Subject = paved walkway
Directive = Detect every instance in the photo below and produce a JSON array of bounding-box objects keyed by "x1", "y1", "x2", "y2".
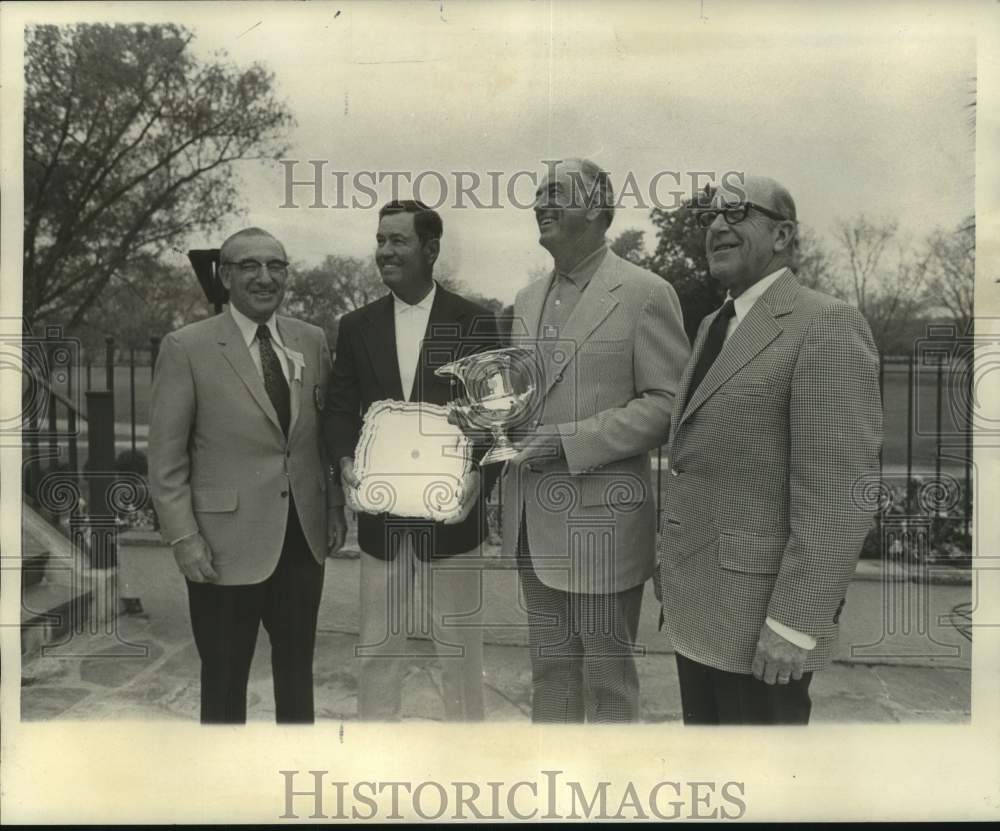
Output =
[{"x1": 20, "y1": 529, "x2": 972, "y2": 724}]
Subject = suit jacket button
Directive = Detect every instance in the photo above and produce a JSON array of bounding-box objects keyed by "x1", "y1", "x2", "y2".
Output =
[
  {"x1": 670, "y1": 467, "x2": 679, "y2": 477},
  {"x1": 555, "y1": 373, "x2": 563, "y2": 383},
  {"x1": 281, "y1": 490, "x2": 289, "y2": 498}
]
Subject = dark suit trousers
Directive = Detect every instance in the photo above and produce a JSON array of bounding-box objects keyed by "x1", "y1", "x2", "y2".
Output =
[
  {"x1": 516, "y1": 511, "x2": 644, "y2": 723},
  {"x1": 186, "y1": 499, "x2": 323, "y2": 724},
  {"x1": 675, "y1": 652, "x2": 813, "y2": 725}
]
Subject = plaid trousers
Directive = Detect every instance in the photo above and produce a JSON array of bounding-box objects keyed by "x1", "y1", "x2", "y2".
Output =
[{"x1": 516, "y1": 511, "x2": 644, "y2": 723}]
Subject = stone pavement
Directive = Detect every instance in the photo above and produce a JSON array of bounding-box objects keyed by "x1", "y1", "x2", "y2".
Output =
[{"x1": 20, "y1": 537, "x2": 972, "y2": 724}]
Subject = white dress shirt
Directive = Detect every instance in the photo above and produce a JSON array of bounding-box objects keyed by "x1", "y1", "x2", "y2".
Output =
[
  {"x1": 393, "y1": 281, "x2": 437, "y2": 402},
  {"x1": 229, "y1": 304, "x2": 291, "y2": 384},
  {"x1": 726, "y1": 268, "x2": 784, "y2": 339},
  {"x1": 724, "y1": 268, "x2": 817, "y2": 652}
]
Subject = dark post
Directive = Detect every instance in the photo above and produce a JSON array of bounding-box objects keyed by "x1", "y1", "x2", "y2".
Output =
[
  {"x1": 129, "y1": 347, "x2": 136, "y2": 453},
  {"x1": 86, "y1": 355, "x2": 92, "y2": 391},
  {"x1": 905, "y1": 355, "x2": 914, "y2": 513},
  {"x1": 85, "y1": 390, "x2": 116, "y2": 568},
  {"x1": 876, "y1": 351, "x2": 885, "y2": 557},
  {"x1": 934, "y1": 357, "x2": 943, "y2": 494},
  {"x1": 964, "y1": 347, "x2": 973, "y2": 541},
  {"x1": 104, "y1": 336, "x2": 115, "y2": 392}
]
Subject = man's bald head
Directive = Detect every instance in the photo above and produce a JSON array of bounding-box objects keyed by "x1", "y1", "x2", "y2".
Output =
[{"x1": 738, "y1": 175, "x2": 797, "y2": 223}]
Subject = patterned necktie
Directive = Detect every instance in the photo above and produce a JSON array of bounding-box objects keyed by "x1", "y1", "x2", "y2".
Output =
[
  {"x1": 256, "y1": 324, "x2": 290, "y2": 436},
  {"x1": 687, "y1": 298, "x2": 737, "y2": 398}
]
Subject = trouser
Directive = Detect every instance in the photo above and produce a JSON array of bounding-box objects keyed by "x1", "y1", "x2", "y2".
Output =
[
  {"x1": 516, "y1": 512, "x2": 644, "y2": 723},
  {"x1": 186, "y1": 502, "x2": 323, "y2": 724},
  {"x1": 356, "y1": 535, "x2": 485, "y2": 722},
  {"x1": 674, "y1": 652, "x2": 813, "y2": 725}
]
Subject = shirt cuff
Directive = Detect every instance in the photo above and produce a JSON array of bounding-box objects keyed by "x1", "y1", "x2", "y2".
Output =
[{"x1": 765, "y1": 617, "x2": 817, "y2": 650}]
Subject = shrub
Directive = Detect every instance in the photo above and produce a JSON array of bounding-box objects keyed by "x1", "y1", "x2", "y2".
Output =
[{"x1": 859, "y1": 475, "x2": 971, "y2": 567}]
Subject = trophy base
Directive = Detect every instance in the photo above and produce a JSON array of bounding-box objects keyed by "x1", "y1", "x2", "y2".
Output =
[{"x1": 481, "y1": 443, "x2": 519, "y2": 465}]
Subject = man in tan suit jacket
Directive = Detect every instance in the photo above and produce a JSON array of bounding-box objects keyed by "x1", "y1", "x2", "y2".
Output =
[
  {"x1": 149, "y1": 227, "x2": 346, "y2": 723},
  {"x1": 502, "y1": 158, "x2": 690, "y2": 722},
  {"x1": 657, "y1": 176, "x2": 883, "y2": 724}
]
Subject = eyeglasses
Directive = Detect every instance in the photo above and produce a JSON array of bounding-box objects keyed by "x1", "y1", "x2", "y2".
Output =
[
  {"x1": 220, "y1": 259, "x2": 289, "y2": 276},
  {"x1": 694, "y1": 202, "x2": 794, "y2": 229}
]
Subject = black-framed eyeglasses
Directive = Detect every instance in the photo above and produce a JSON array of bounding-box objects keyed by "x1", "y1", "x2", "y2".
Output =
[
  {"x1": 220, "y1": 259, "x2": 289, "y2": 276},
  {"x1": 694, "y1": 202, "x2": 794, "y2": 229}
]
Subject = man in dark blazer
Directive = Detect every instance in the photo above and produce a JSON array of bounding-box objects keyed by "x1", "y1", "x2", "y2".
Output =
[
  {"x1": 149, "y1": 227, "x2": 346, "y2": 724},
  {"x1": 656, "y1": 175, "x2": 883, "y2": 724},
  {"x1": 324, "y1": 200, "x2": 501, "y2": 721}
]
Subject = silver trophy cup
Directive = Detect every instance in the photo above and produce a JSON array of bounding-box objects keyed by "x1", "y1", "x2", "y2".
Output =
[{"x1": 435, "y1": 346, "x2": 540, "y2": 465}]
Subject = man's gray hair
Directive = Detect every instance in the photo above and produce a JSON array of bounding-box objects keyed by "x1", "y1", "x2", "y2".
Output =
[
  {"x1": 558, "y1": 157, "x2": 616, "y2": 230},
  {"x1": 219, "y1": 227, "x2": 288, "y2": 262}
]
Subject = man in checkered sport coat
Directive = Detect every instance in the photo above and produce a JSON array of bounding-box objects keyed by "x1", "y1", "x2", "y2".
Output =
[{"x1": 656, "y1": 175, "x2": 883, "y2": 724}]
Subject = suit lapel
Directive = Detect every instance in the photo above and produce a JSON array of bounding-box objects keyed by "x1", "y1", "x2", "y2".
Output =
[
  {"x1": 678, "y1": 269, "x2": 799, "y2": 426},
  {"x1": 217, "y1": 312, "x2": 284, "y2": 435},
  {"x1": 360, "y1": 294, "x2": 404, "y2": 400},
  {"x1": 538, "y1": 250, "x2": 621, "y2": 398},
  {"x1": 670, "y1": 317, "x2": 712, "y2": 442},
  {"x1": 414, "y1": 287, "x2": 465, "y2": 404}
]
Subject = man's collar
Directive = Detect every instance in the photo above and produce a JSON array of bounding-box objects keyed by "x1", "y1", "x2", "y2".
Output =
[
  {"x1": 728, "y1": 268, "x2": 785, "y2": 323},
  {"x1": 393, "y1": 280, "x2": 437, "y2": 314},
  {"x1": 555, "y1": 241, "x2": 608, "y2": 286},
  {"x1": 228, "y1": 303, "x2": 282, "y2": 346}
]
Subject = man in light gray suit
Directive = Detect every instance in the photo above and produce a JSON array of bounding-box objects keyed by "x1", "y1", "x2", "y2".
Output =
[
  {"x1": 502, "y1": 158, "x2": 690, "y2": 722},
  {"x1": 149, "y1": 227, "x2": 346, "y2": 724}
]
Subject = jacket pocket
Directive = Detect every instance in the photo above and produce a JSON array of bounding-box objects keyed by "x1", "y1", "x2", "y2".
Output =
[
  {"x1": 717, "y1": 531, "x2": 786, "y2": 575},
  {"x1": 192, "y1": 488, "x2": 238, "y2": 513}
]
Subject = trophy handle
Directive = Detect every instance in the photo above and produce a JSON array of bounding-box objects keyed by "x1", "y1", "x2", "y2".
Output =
[{"x1": 435, "y1": 359, "x2": 463, "y2": 380}]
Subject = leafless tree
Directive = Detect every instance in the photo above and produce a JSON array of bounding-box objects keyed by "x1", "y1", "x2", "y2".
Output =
[
  {"x1": 923, "y1": 224, "x2": 975, "y2": 335},
  {"x1": 832, "y1": 215, "x2": 929, "y2": 352}
]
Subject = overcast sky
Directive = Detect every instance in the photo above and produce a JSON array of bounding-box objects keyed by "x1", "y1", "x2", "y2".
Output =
[{"x1": 26, "y1": 0, "x2": 980, "y2": 305}]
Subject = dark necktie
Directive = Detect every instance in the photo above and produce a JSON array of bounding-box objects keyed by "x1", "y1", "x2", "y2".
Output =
[
  {"x1": 687, "y1": 298, "x2": 736, "y2": 398},
  {"x1": 256, "y1": 324, "x2": 290, "y2": 436}
]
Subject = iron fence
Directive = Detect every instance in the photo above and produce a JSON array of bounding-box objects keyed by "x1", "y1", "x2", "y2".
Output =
[{"x1": 30, "y1": 335, "x2": 975, "y2": 564}]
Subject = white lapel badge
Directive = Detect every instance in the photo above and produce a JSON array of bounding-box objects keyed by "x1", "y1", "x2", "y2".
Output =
[{"x1": 284, "y1": 348, "x2": 306, "y2": 383}]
